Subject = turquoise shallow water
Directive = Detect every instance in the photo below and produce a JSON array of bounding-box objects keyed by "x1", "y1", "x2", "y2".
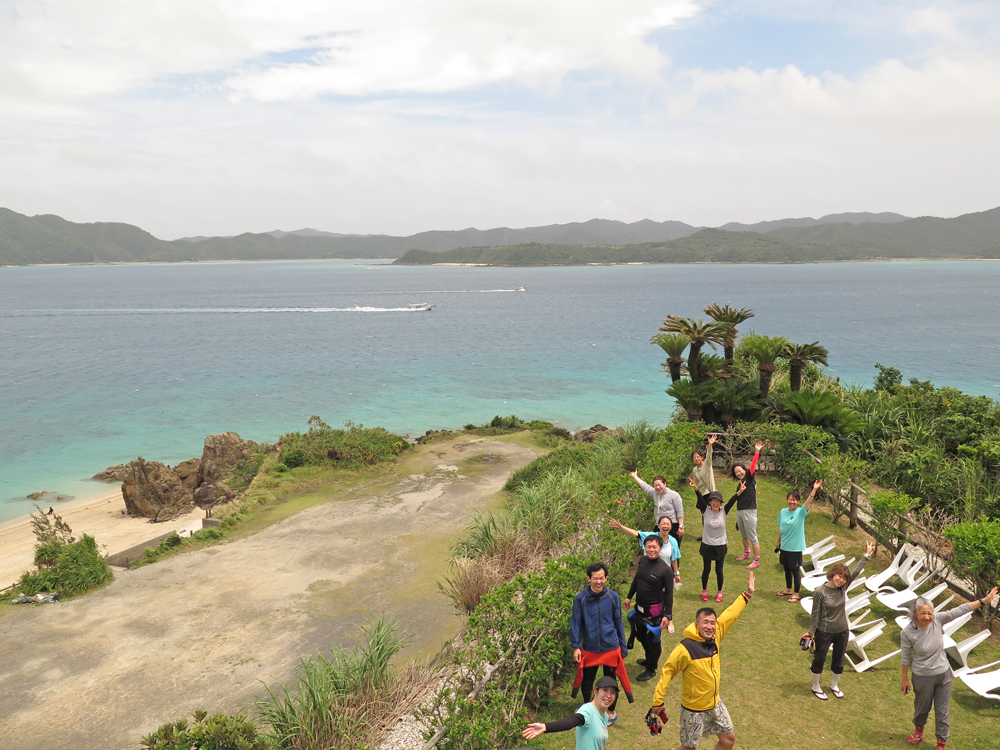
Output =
[{"x1": 2, "y1": 259, "x2": 998, "y2": 523}]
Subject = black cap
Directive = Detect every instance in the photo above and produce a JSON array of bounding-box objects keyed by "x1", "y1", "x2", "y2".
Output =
[
  {"x1": 595, "y1": 676, "x2": 619, "y2": 692},
  {"x1": 707, "y1": 491, "x2": 724, "y2": 503}
]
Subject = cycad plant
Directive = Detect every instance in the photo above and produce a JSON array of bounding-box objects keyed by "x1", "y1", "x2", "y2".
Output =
[
  {"x1": 666, "y1": 379, "x2": 722, "y2": 422},
  {"x1": 712, "y1": 379, "x2": 762, "y2": 426},
  {"x1": 659, "y1": 316, "x2": 729, "y2": 384},
  {"x1": 650, "y1": 333, "x2": 689, "y2": 383},
  {"x1": 741, "y1": 334, "x2": 790, "y2": 398},
  {"x1": 783, "y1": 341, "x2": 829, "y2": 391},
  {"x1": 704, "y1": 303, "x2": 755, "y2": 364}
]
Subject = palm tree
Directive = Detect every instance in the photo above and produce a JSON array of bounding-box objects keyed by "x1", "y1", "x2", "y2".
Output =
[
  {"x1": 704, "y1": 304, "x2": 755, "y2": 364},
  {"x1": 665, "y1": 379, "x2": 721, "y2": 422},
  {"x1": 741, "y1": 334, "x2": 789, "y2": 398},
  {"x1": 783, "y1": 341, "x2": 830, "y2": 392},
  {"x1": 696, "y1": 353, "x2": 733, "y2": 380},
  {"x1": 660, "y1": 316, "x2": 729, "y2": 384},
  {"x1": 650, "y1": 333, "x2": 688, "y2": 383}
]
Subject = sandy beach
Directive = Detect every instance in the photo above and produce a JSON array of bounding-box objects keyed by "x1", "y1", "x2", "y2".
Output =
[{"x1": 0, "y1": 489, "x2": 204, "y2": 589}]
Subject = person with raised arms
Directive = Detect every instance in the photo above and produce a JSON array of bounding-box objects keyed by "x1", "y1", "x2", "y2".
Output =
[
  {"x1": 690, "y1": 434, "x2": 718, "y2": 495},
  {"x1": 901, "y1": 586, "x2": 998, "y2": 748},
  {"x1": 775, "y1": 479, "x2": 822, "y2": 603},
  {"x1": 609, "y1": 516, "x2": 681, "y2": 587},
  {"x1": 692, "y1": 483, "x2": 738, "y2": 603},
  {"x1": 649, "y1": 571, "x2": 755, "y2": 750},
  {"x1": 629, "y1": 469, "x2": 685, "y2": 553},
  {"x1": 804, "y1": 539, "x2": 875, "y2": 700},
  {"x1": 729, "y1": 441, "x2": 763, "y2": 570},
  {"x1": 523, "y1": 675, "x2": 620, "y2": 750}
]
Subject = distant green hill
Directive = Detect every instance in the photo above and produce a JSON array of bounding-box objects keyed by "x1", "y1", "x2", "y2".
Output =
[{"x1": 3, "y1": 205, "x2": 999, "y2": 267}]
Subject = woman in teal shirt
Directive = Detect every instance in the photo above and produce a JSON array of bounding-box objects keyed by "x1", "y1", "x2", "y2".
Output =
[
  {"x1": 775, "y1": 479, "x2": 822, "y2": 603},
  {"x1": 523, "y1": 675, "x2": 618, "y2": 750}
]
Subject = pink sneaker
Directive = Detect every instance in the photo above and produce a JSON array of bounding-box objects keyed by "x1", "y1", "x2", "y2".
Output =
[
  {"x1": 735, "y1": 551, "x2": 751, "y2": 561},
  {"x1": 747, "y1": 557, "x2": 760, "y2": 569},
  {"x1": 701, "y1": 590, "x2": 710, "y2": 602},
  {"x1": 715, "y1": 591, "x2": 724, "y2": 603}
]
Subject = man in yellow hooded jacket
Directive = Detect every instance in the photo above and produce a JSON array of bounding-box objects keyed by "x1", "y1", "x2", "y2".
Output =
[{"x1": 650, "y1": 571, "x2": 754, "y2": 750}]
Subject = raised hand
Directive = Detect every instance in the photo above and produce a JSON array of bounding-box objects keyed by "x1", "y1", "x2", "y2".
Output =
[
  {"x1": 523, "y1": 723, "x2": 546, "y2": 740},
  {"x1": 754, "y1": 441, "x2": 764, "y2": 451},
  {"x1": 736, "y1": 480, "x2": 746, "y2": 495},
  {"x1": 688, "y1": 477, "x2": 697, "y2": 488},
  {"x1": 747, "y1": 570, "x2": 756, "y2": 595},
  {"x1": 865, "y1": 539, "x2": 876, "y2": 556},
  {"x1": 630, "y1": 470, "x2": 640, "y2": 480},
  {"x1": 813, "y1": 479, "x2": 823, "y2": 490},
  {"x1": 609, "y1": 519, "x2": 623, "y2": 530},
  {"x1": 708, "y1": 434, "x2": 718, "y2": 445}
]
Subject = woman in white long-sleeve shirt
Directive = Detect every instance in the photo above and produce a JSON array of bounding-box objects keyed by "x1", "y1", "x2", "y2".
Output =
[{"x1": 900, "y1": 586, "x2": 998, "y2": 749}]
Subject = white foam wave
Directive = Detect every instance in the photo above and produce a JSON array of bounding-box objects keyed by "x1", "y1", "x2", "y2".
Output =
[{"x1": 10, "y1": 306, "x2": 436, "y2": 315}]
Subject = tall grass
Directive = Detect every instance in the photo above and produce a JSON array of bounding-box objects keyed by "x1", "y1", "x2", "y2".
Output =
[{"x1": 255, "y1": 617, "x2": 434, "y2": 750}]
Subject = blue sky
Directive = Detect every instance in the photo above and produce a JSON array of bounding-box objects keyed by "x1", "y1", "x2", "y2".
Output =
[{"x1": 1, "y1": 0, "x2": 998, "y2": 237}]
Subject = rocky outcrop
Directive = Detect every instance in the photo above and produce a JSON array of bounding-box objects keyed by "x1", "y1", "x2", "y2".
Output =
[
  {"x1": 117, "y1": 433, "x2": 263, "y2": 519},
  {"x1": 574, "y1": 424, "x2": 616, "y2": 443},
  {"x1": 93, "y1": 464, "x2": 128, "y2": 482},
  {"x1": 120, "y1": 458, "x2": 196, "y2": 522}
]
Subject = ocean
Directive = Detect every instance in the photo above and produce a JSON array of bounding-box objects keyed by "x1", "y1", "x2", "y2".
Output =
[{"x1": 2, "y1": 259, "x2": 998, "y2": 523}]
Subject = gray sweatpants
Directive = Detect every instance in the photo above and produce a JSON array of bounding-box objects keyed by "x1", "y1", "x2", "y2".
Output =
[{"x1": 912, "y1": 670, "x2": 952, "y2": 740}]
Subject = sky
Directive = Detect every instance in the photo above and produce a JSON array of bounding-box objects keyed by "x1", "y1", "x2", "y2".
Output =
[{"x1": 2, "y1": 0, "x2": 999, "y2": 239}]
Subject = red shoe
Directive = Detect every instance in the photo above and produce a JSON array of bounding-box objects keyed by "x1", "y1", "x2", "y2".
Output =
[
  {"x1": 735, "y1": 551, "x2": 751, "y2": 561},
  {"x1": 935, "y1": 740, "x2": 946, "y2": 750},
  {"x1": 701, "y1": 590, "x2": 710, "y2": 601},
  {"x1": 715, "y1": 591, "x2": 724, "y2": 603},
  {"x1": 907, "y1": 726, "x2": 924, "y2": 745}
]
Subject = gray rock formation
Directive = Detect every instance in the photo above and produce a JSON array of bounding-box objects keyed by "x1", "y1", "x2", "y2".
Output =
[
  {"x1": 120, "y1": 458, "x2": 195, "y2": 521},
  {"x1": 93, "y1": 464, "x2": 128, "y2": 482}
]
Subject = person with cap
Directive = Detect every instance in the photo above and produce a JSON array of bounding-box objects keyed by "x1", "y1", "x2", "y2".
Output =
[
  {"x1": 523, "y1": 675, "x2": 620, "y2": 750},
  {"x1": 625, "y1": 534, "x2": 675, "y2": 682},
  {"x1": 649, "y1": 571, "x2": 755, "y2": 750},
  {"x1": 691, "y1": 481, "x2": 738, "y2": 603},
  {"x1": 570, "y1": 562, "x2": 633, "y2": 723},
  {"x1": 900, "y1": 585, "x2": 998, "y2": 748}
]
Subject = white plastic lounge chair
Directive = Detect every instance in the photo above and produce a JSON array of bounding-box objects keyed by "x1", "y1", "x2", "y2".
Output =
[
  {"x1": 845, "y1": 623, "x2": 901, "y2": 672},
  {"x1": 941, "y1": 611, "x2": 973, "y2": 638},
  {"x1": 867, "y1": 547, "x2": 921, "y2": 593},
  {"x1": 805, "y1": 541, "x2": 837, "y2": 567},
  {"x1": 947, "y1": 630, "x2": 992, "y2": 671},
  {"x1": 864, "y1": 545, "x2": 908, "y2": 592},
  {"x1": 800, "y1": 558, "x2": 862, "y2": 593},
  {"x1": 955, "y1": 659, "x2": 1000, "y2": 700},
  {"x1": 875, "y1": 575, "x2": 944, "y2": 613},
  {"x1": 810, "y1": 552, "x2": 846, "y2": 574},
  {"x1": 848, "y1": 608, "x2": 885, "y2": 632},
  {"x1": 803, "y1": 534, "x2": 835, "y2": 559}
]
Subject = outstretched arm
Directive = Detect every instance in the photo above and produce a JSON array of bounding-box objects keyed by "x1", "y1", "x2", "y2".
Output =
[
  {"x1": 610, "y1": 518, "x2": 640, "y2": 538},
  {"x1": 748, "y1": 442, "x2": 762, "y2": 475},
  {"x1": 523, "y1": 713, "x2": 586, "y2": 740},
  {"x1": 629, "y1": 469, "x2": 643, "y2": 486},
  {"x1": 804, "y1": 479, "x2": 822, "y2": 511}
]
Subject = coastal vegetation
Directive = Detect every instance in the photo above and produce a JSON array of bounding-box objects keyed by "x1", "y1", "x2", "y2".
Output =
[{"x1": 12, "y1": 508, "x2": 113, "y2": 597}]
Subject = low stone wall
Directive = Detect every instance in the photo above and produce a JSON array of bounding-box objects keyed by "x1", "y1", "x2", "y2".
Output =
[{"x1": 105, "y1": 532, "x2": 178, "y2": 568}]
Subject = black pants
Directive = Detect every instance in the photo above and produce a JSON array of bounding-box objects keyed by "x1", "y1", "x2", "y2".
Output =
[
  {"x1": 700, "y1": 543, "x2": 727, "y2": 590},
  {"x1": 581, "y1": 665, "x2": 620, "y2": 711},
  {"x1": 630, "y1": 615, "x2": 663, "y2": 671},
  {"x1": 780, "y1": 550, "x2": 803, "y2": 593},
  {"x1": 669, "y1": 525, "x2": 682, "y2": 549},
  {"x1": 811, "y1": 629, "x2": 849, "y2": 675}
]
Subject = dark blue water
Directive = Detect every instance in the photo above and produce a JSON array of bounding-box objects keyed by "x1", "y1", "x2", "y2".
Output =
[{"x1": 2, "y1": 259, "x2": 998, "y2": 522}]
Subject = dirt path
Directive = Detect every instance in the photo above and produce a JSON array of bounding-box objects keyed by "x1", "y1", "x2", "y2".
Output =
[{"x1": 0, "y1": 436, "x2": 538, "y2": 750}]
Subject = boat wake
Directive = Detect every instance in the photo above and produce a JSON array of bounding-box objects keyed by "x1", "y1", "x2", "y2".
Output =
[{"x1": 10, "y1": 306, "x2": 438, "y2": 316}]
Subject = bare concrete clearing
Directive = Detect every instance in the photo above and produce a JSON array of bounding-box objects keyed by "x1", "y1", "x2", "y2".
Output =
[{"x1": 0, "y1": 437, "x2": 538, "y2": 750}]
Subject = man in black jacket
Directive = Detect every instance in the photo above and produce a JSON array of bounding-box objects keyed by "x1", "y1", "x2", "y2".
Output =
[{"x1": 626, "y1": 535, "x2": 674, "y2": 682}]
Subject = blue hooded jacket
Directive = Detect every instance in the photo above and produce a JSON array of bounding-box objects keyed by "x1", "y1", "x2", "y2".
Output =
[{"x1": 570, "y1": 585, "x2": 627, "y2": 656}]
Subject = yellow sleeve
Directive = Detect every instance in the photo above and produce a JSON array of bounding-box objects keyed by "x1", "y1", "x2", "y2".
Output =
[
  {"x1": 651, "y1": 643, "x2": 689, "y2": 706},
  {"x1": 715, "y1": 593, "x2": 749, "y2": 644}
]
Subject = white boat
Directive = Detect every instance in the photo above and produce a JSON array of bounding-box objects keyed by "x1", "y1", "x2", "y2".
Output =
[
  {"x1": 408, "y1": 303, "x2": 435, "y2": 311},
  {"x1": 516, "y1": 286, "x2": 526, "y2": 291}
]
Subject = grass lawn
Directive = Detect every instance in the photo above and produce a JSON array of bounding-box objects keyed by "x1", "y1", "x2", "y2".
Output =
[{"x1": 527, "y1": 476, "x2": 1000, "y2": 750}]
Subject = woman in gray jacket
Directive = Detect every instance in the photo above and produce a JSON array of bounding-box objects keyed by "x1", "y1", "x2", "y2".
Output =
[
  {"x1": 804, "y1": 539, "x2": 875, "y2": 700},
  {"x1": 901, "y1": 585, "x2": 998, "y2": 748}
]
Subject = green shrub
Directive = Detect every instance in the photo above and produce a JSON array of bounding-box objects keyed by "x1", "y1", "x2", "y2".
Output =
[
  {"x1": 18, "y1": 534, "x2": 113, "y2": 596},
  {"x1": 279, "y1": 422, "x2": 410, "y2": 469},
  {"x1": 943, "y1": 520, "x2": 1000, "y2": 622},
  {"x1": 192, "y1": 528, "x2": 225, "y2": 541},
  {"x1": 141, "y1": 709, "x2": 267, "y2": 750},
  {"x1": 282, "y1": 449, "x2": 306, "y2": 469},
  {"x1": 869, "y1": 489, "x2": 917, "y2": 554}
]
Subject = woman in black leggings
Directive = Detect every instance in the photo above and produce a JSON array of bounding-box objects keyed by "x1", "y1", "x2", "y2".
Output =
[{"x1": 691, "y1": 480, "x2": 737, "y2": 603}]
